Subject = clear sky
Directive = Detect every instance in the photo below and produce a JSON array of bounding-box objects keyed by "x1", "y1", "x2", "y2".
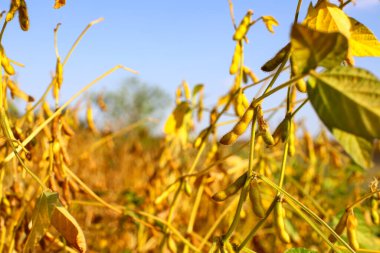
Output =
[{"x1": 1, "y1": 0, "x2": 380, "y2": 133}]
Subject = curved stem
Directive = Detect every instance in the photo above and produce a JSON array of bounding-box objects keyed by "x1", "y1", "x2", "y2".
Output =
[
  {"x1": 54, "y1": 23, "x2": 61, "y2": 59},
  {"x1": 63, "y1": 18, "x2": 104, "y2": 66},
  {"x1": 0, "y1": 21, "x2": 8, "y2": 43},
  {"x1": 346, "y1": 190, "x2": 380, "y2": 210}
]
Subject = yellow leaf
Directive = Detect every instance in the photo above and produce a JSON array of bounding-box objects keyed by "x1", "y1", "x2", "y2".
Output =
[
  {"x1": 51, "y1": 206, "x2": 87, "y2": 253},
  {"x1": 164, "y1": 113, "x2": 176, "y2": 134},
  {"x1": 24, "y1": 192, "x2": 60, "y2": 253},
  {"x1": 303, "y1": 0, "x2": 351, "y2": 38},
  {"x1": 262, "y1": 16, "x2": 279, "y2": 33},
  {"x1": 54, "y1": 0, "x2": 66, "y2": 9},
  {"x1": 349, "y1": 17, "x2": 380, "y2": 57},
  {"x1": 164, "y1": 102, "x2": 191, "y2": 135}
]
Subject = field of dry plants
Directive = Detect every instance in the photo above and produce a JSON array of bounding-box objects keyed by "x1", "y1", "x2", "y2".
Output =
[{"x1": 0, "y1": 0, "x2": 380, "y2": 253}]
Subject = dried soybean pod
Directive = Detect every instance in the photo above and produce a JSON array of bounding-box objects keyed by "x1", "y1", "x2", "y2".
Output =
[
  {"x1": 346, "y1": 210, "x2": 360, "y2": 250},
  {"x1": 241, "y1": 92, "x2": 249, "y2": 108},
  {"x1": 194, "y1": 127, "x2": 208, "y2": 148},
  {"x1": 233, "y1": 10, "x2": 254, "y2": 41},
  {"x1": 197, "y1": 95, "x2": 204, "y2": 122},
  {"x1": 371, "y1": 197, "x2": 380, "y2": 225},
  {"x1": 220, "y1": 132, "x2": 238, "y2": 146},
  {"x1": 262, "y1": 129, "x2": 274, "y2": 146},
  {"x1": 210, "y1": 107, "x2": 218, "y2": 125},
  {"x1": 6, "y1": 0, "x2": 20, "y2": 22},
  {"x1": 329, "y1": 211, "x2": 348, "y2": 243},
  {"x1": 261, "y1": 43, "x2": 290, "y2": 72},
  {"x1": 18, "y1": 0, "x2": 29, "y2": 31},
  {"x1": 155, "y1": 183, "x2": 178, "y2": 205},
  {"x1": 6, "y1": 79, "x2": 34, "y2": 102},
  {"x1": 304, "y1": 131, "x2": 316, "y2": 165},
  {"x1": 295, "y1": 79, "x2": 307, "y2": 93},
  {"x1": 0, "y1": 46, "x2": 15, "y2": 75},
  {"x1": 97, "y1": 94, "x2": 107, "y2": 111},
  {"x1": 212, "y1": 172, "x2": 247, "y2": 202},
  {"x1": 257, "y1": 105, "x2": 274, "y2": 146},
  {"x1": 56, "y1": 57, "x2": 63, "y2": 88},
  {"x1": 234, "y1": 106, "x2": 254, "y2": 135},
  {"x1": 243, "y1": 66, "x2": 259, "y2": 83},
  {"x1": 249, "y1": 179, "x2": 265, "y2": 218},
  {"x1": 220, "y1": 105, "x2": 255, "y2": 145},
  {"x1": 288, "y1": 120, "x2": 295, "y2": 156},
  {"x1": 230, "y1": 41, "x2": 242, "y2": 75},
  {"x1": 208, "y1": 239, "x2": 219, "y2": 253},
  {"x1": 62, "y1": 177, "x2": 71, "y2": 204},
  {"x1": 167, "y1": 236, "x2": 177, "y2": 253},
  {"x1": 224, "y1": 241, "x2": 235, "y2": 253},
  {"x1": 42, "y1": 101, "x2": 53, "y2": 117},
  {"x1": 62, "y1": 120, "x2": 75, "y2": 137},
  {"x1": 183, "y1": 179, "x2": 192, "y2": 196},
  {"x1": 233, "y1": 91, "x2": 247, "y2": 118},
  {"x1": 86, "y1": 103, "x2": 98, "y2": 133},
  {"x1": 274, "y1": 200, "x2": 291, "y2": 244},
  {"x1": 272, "y1": 117, "x2": 290, "y2": 145}
]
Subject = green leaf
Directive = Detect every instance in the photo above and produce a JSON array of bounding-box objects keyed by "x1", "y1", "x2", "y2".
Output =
[
  {"x1": 332, "y1": 128, "x2": 373, "y2": 169},
  {"x1": 349, "y1": 17, "x2": 380, "y2": 57},
  {"x1": 164, "y1": 101, "x2": 191, "y2": 134},
  {"x1": 307, "y1": 66, "x2": 380, "y2": 140},
  {"x1": 303, "y1": 0, "x2": 351, "y2": 38},
  {"x1": 285, "y1": 248, "x2": 318, "y2": 253},
  {"x1": 24, "y1": 191, "x2": 60, "y2": 253},
  {"x1": 290, "y1": 24, "x2": 348, "y2": 74}
]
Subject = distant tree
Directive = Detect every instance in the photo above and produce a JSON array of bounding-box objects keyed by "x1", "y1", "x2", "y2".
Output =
[{"x1": 102, "y1": 77, "x2": 170, "y2": 131}]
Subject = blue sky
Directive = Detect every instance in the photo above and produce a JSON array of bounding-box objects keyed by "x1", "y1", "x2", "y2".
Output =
[{"x1": 1, "y1": 0, "x2": 380, "y2": 133}]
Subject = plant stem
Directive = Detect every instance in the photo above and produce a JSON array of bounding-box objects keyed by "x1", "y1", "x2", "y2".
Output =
[
  {"x1": 287, "y1": 198, "x2": 339, "y2": 252},
  {"x1": 291, "y1": 98, "x2": 309, "y2": 118},
  {"x1": 237, "y1": 198, "x2": 277, "y2": 251},
  {"x1": 198, "y1": 197, "x2": 239, "y2": 250},
  {"x1": 222, "y1": 115, "x2": 258, "y2": 242},
  {"x1": 242, "y1": 66, "x2": 290, "y2": 91},
  {"x1": 286, "y1": 175, "x2": 328, "y2": 217},
  {"x1": 278, "y1": 138, "x2": 289, "y2": 191},
  {"x1": 253, "y1": 74, "x2": 307, "y2": 107},
  {"x1": 259, "y1": 174, "x2": 355, "y2": 253},
  {"x1": 0, "y1": 21, "x2": 8, "y2": 43},
  {"x1": 63, "y1": 17, "x2": 104, "y2": 66},
  {"x1": 346, "y1": 190, "x2": 380, "y2": 210},
  {"x1": 183, "y1": 177, "x2": 205, "y2": 253}
]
